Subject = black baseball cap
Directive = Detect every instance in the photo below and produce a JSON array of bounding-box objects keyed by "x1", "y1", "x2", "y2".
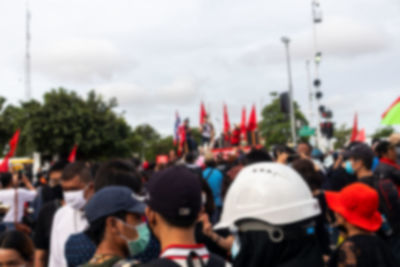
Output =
[
  {"x1": 85, "y1": 186, "x2": 146, "y2": 224},
  {"x1": 145, "y1": 166, "x2": 202, "y2": 224}
]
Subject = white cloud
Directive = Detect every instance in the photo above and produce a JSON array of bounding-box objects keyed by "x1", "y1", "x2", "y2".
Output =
[
  {"x1": 96, "y1": 77, "x2": 199, "y2": 107},
  {"x1": 34, "y1": 39, "x2": 134, "y2": 82}
]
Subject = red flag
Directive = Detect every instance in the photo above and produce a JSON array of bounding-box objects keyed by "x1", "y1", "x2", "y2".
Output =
[
  {"x1": 178, "y1": 125, "x2": 186, "y2": 154},
  {"x1": 247, "y1": 105, "x2": 257, "y2": 132},
  {"x1": 240, "y1": 107, "x2": 247, "y2": 139},
  {"x1": 223, "y1": 104, "x2": 231, "y2": 140},
  {"x1": 200, "y1": 102, "x2": 207, "y2": 125},
  {"x1": 350, "y1": 113, "x2": 358, "y2": 142},
  {"x1": 0, "y1": 129, "x2": 21, "y2": 173},
  {"x1": 68, "y1": 145, "x2": 78, "y2": 162},
  {"x1": 355, "y1": 128, "x2": 366, "y2": 142},
  {"x1": 0, "y1": 157, "x2": 10, "y2": 173}
]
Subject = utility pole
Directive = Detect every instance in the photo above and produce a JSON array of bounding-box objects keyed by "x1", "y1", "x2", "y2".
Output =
[
  {"x1": 25, "y1": 0, "x2": 32, "y2": 100},
  {"x1": 306, "y1": 60, "x2": 313, "y2": 127},
  {"x1": 311, "y1": 0, "x2": 323, "y2": 149},
  {"x1": 281, "y1": 37, "x2": 297, "y2": 147}
]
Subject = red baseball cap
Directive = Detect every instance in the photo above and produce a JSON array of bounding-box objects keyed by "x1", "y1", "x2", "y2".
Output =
[{"x1": 325, "y1": 182, "x2": 382, "y2": 232}]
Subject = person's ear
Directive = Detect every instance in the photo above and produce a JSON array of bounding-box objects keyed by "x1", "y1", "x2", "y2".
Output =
[
  {"x1": 145, "y1": 207, "x2": 157, "y2": 228},
  {"x1": 106, "y1": 216, "x2": 119, "y2": 235},
  {"x1": 84, "y1": 182, "x2": 95, "y2": 200}
]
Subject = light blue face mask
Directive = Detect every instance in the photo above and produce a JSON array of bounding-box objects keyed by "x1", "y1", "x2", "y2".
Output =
[
  {"x1": 231, "y1": 236, "x2": 241, "y2": 260},
  {"x1": 119, "y1": 221, "x2": 151, "y2": 256},
  {"x1": 345, "y1": 161, "x2": 355, "y2": 175}
]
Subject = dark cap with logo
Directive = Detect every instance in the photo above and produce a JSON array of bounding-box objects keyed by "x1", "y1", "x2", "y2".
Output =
[
  {"x1": 85, "y1": 186, "x2": 146, "y2": 224},
  {"x1": 145, "y1": 166, "x2": 202, "y2": 224}
]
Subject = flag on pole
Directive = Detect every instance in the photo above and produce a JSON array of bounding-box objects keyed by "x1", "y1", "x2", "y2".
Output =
[
  {"x1": 223, "y1": 104, "x2": 231, "y2": 140},
  {"x1": 173, "y1": 112, "x2": 181, "y2": 145},
  {"x1": 381, "y1": 97, "x2": 400, "y2": 125},
  {"x1": 200, "y1": 102, "x2": 207, "y2": 126},
  {"x1": 247, "y1": 105, "x2": 257, "y2": 132},
  {"x1": 350, "y1": 113, "x2": 358, "y2": 142},
  {"x1": 68, "y1": 145, "x2": 78, "y2": 162},
  {"x1": 355, "y1": 129, "x2": 366, "y2": 142},
  {"x1": 0, "y1": 129, "x2": 21, "y2": 172},
  {"x1": 240, "y1": 107, "x2": 247, "y2": 139}
]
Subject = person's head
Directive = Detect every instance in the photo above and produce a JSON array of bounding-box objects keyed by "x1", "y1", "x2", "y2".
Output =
[
  {"x1": 94, "y1": 160, "x2": 142, "y2": 194},
  {"x1": 215, "y1": 163, "x2": 321, "y2": 263},
  {"x1": 168, "y1": 150, "x2": 177, "y2": 162},
  {"x1": 325, "y1": 183, "x2": 382, "y2": 233},
  {"x1": 272, "y1": 145, "x2": 294, "y2": 161},
  {"x1": 204, "y1": 152, "x2": 216, "y2": 168},
  {"x1": 0, "y1": 172, "x2": 13, "y2": 188},
  {"x1": 61, "y1": 162, "x2": 93, "y2": 209},
  {"x1": 344, "y1": 144, "x2": 375, "y2": 177},
  {"x1": 0, "y1": 230, "x2": 34, "y2": 267},
  {"x1": 246, "y1": 148, "x2": 272, "y2": 165},
  {"x1": 184, "y1": 118, "x2": 190, "y2": 126},
  {"x1": 85, "y1": 186, "x2": 148, "y2": 258},
  {"x1": 145, "y1": 166, "x2": 202, "y2": 241},
  {"x1": 48, "y1": 160, "x2": 69, "y2": 187},
  {"x1": 297, "y1": 142, "x2": 312, "y2": 157},
  {"x1": 375, "y1": 141, "x2": 397, "y2": 161},
  {"x1": 291, "y1": 159, "x2": 322, "y2": 193},
  {"x1": 185, "y1": 152, "x2": 196, "y2": 165}
]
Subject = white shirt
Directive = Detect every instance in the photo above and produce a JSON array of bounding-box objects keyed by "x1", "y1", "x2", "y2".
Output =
[
  {"x1": 48, "y1": 205, "x2": 88, "y2": 267},
  {"x1": 0, "y1": 188, "x2": 36, "y2": 223}
]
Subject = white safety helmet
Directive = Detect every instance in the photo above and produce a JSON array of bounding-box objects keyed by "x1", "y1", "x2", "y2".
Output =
[{"x1": 215, "y1": 162, "x2": 321, "y2": 229}]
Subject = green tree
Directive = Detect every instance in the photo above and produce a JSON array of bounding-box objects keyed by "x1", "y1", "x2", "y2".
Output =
[
  {"x1": 333, "y1": 124, "x2": 352, "y2": 149},
  {"x1": 23, "y1": 88, "x2": 132, "y2": 159},
  {"x1": 259, "y1": 95, "x2": 308, "y2": 147},
  {"x1": 371, "y1": 126, "x2": 394, "y2": 140}
]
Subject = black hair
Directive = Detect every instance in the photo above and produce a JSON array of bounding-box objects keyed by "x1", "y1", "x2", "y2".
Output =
[
  {"x1": 353, "y1": 154, "x2": 374, "y2": 170},
  {"x1": 0, "y1": 230, "x2": 34, "y2": 262},
  {"x1": 0, "y1": 172, "x2": 12, "y2": 188},
  {"x1": 85, "y1": 211, "x2": 127, "y2": 246},
  {"x1": 49, "y1": 160, "x2": 69, "y2": 176},
  {"x1": 247, "y1": 148, "x2": 272, "y2": 165},
  {"x1": 61, "y1": 162, "x2": 93, "y2": 183},
  {"x1": 375, "y1": 141, "x2": 393, "y2": 158},
  {"x1": 162, "y1": 214, "x2": 198, "y2": 229},
  {"x1": 199, "y1": 177, "x2": 215, "y2": 217},
  {"x1": 291, "y1": 159, "x2": 323, "y2": 191},
  {"x1": 185, "y1": 153, "x2": 196, "y2": 164},
  {"x1": 94, "y1": 159, "x2": 142, "y2": 193}
]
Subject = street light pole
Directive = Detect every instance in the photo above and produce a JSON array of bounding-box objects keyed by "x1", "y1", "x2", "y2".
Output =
[{"x1": 281, "y1": 37, "x2": 297, "y2": 147}]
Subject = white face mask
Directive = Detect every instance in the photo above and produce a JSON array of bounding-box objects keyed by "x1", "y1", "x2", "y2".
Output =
[{"x1": 64, "y1": 190, "x2": 86, "y2": 210}]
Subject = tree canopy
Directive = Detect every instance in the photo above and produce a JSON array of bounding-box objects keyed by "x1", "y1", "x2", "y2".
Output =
[
  {"x1": 0, "y1": 88, "x2": 174, "y2": 161},
  {"x1": 259, "y1": 94, "x2": 308, "y2": 147}
]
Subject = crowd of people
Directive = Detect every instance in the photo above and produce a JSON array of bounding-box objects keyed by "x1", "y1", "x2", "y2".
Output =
[{"x1": 1, "y1": 132, "x2": 400, "y2": 267}]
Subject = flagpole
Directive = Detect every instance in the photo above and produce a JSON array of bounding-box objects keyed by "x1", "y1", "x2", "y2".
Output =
[
  {"x1": 281, "y1": 37, "x2": 297, "y2": 147},
  {"x1": 25, "y1": 0, "x2": 32, "y2": 100}
]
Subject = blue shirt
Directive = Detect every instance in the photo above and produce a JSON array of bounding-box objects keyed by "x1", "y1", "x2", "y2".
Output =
[{"x1": 202, "y1": 168, "x2": 224, "y2": 207}]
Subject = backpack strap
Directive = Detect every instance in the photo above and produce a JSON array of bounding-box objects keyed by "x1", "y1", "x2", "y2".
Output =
[
  {"x1": 205, "y1": 168, "x2": 215, "y2": 181},
  {"x1": 207, "y1": 253, "x2": 227, "y2": 267}
]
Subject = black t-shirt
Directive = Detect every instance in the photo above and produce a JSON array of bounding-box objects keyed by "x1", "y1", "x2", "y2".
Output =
[
  {"x1": 33, "y1": 200, "x2": 62, "y2": 250},
  {"x1": 329, "y1": 234, "x2": 397, "y2": 267}
]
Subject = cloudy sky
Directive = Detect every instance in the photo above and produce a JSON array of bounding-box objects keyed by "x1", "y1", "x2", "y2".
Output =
[{"x1": 0, "y1": 0, "x2": 399, "y2": 136}]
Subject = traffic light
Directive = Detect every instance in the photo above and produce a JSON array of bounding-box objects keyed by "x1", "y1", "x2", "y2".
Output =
[
  {"x1": 280, "y1": 92, "x2": 290, "y2": 114},
  {"x1": 320, "y1": 122, "x2": 334, "y2": 139}
]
